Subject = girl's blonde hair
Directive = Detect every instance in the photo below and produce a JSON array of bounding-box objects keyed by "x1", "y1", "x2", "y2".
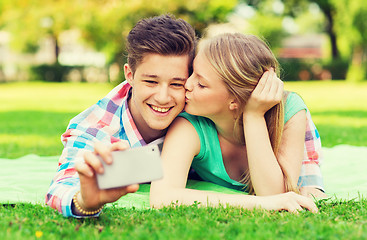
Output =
[{"x1": 201, "y1": 33, "x2": 297, "y2": 194}]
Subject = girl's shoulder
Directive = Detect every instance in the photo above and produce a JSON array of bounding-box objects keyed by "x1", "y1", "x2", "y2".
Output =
[
  {"x1": 178, "y1": 112, "x2": 216, "y2": 130},
  {"x1": 284, "y1": 91, "x2": 308, "y2": 123}
]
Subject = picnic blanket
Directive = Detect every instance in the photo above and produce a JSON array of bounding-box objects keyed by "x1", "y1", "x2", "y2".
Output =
[{"x1": 1, "y1": 145, "x2": 366, "y2": 208}]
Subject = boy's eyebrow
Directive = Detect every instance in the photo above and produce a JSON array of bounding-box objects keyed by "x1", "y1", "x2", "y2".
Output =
[
  {"x1": 142, "y1": 74, "x2": 187, "y2": 81},
  {"x1": 142, "y1": 74, "x2": 158, "y2": 78},
  {"x1": 172, "y1": 77, "x2": 187, "y2": 81}
]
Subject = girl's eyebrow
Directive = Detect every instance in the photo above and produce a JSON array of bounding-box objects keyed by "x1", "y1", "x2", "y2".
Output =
[{"x1": 196, "y1": 72, "x2": 208, "y2": 84}]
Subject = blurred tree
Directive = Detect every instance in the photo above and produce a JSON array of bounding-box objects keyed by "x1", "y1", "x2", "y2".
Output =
[
  {"x1": 0, "y1": 0, "x2": 81, "y2": 63},
  {"x1": 78, "y1": 0, "x2": 238, "y2": 64},
  {"x1": 277, "y1": 0, "x2": 366, "y2": 80},
  {"x1": 282, "y1": 0, "x2": 340, "y2": 59},
  {"x1": 0, "y1": 0, "x2": 238, "y2": 66},
  {"x1": 248, "y1": 13, "x2": 286, "y2": 52},
  {"x1": 332, "y1": 0, "x2": 367, "y2": 81},
  {"x1": 246, "y1": 0, "x2": 288, "y2": 52}
]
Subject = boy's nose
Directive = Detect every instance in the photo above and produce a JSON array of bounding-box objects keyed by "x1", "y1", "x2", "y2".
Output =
[{"x1": 155, "y1": 86, "x2": 171, "y2": 104}]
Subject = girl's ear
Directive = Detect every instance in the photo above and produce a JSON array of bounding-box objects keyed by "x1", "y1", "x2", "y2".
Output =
[
  {"x1": 229, "y1": 98, "x2": 239, "y2": 111},
  {"x1": 124, "y1": 64, "x2": 134, "y2": 85}
]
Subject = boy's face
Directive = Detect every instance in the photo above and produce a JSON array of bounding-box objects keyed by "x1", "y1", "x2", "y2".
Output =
[{"x1": 125, "y1": 53, "x2": 190, "y2": 138}]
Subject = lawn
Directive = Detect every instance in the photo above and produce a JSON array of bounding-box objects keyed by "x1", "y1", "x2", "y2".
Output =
[
  {"x1": 0, "y1": 82, "x2": 113, "y2": 158},
  {"x1": 1, "y1": 81, "x2": 367, "y2": 239},
  {"x1": 284, "y1": 80, "x2": 367, "y2": 147},
  {"x1": 1, "y1": 81, "x2": 366, "y2": 158},
  {"x1": 1, "y1": 200, "x2": 366, "y2": 239}
]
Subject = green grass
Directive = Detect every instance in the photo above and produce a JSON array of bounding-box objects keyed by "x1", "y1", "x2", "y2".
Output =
[
  {"x1": 1, "y1": 81, "x2": 367, "y2": 239},
  {"x1": 1, "y1": 81, "x2": 366, "y2": 158},
  {"x1": 1, "y1": 199, "x2": 367, "y2": 239},
  {"x1": 0, "y1": 82, "x2": 113, "y2": 158},
  {"x1": 284, "y1": 81, "x2": 367, "y2": 147}
]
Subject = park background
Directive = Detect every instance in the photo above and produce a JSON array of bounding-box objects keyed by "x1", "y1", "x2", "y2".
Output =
[
  {"x1": 1, "y1": 0, "x2": 366, "y2": 83},
  {"x1": 1, "y1": 0, "x2": 367, "y2": 239}
]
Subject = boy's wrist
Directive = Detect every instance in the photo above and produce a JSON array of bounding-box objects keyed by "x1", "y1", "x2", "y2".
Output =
[{"x1": 72, "y1": 191, "x2": 103, "y2": 216}]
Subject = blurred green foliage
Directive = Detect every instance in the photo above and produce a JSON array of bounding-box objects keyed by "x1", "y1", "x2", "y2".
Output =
[
  {"x1": 0, "y1": 0, "x2": 366, "y2": 81},
  {"x1": 0, "y1": 0, "x2": 237, "y2": 65},
  {"x1": 280, "y1": 0, "x2": 367, "y2": 81}
]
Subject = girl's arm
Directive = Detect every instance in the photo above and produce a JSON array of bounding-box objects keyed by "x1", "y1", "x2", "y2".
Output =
[
  {"x1": 150, "y1": 117, "x2": 255, "y2": 207},
  {"x1": 276, "y1": 110, "x2": 306, "y2": 191},
  {"x1": 243, "y1": 69, "x2": 286, "y2": 195},
  {"x1": 150, "y1": 117, "x2": 318, "y2": 213}
]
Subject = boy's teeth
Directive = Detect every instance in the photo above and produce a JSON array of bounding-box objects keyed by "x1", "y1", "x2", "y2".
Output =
[{"x1": 151, "y1": 105, "x2": 170, "y2": 113}]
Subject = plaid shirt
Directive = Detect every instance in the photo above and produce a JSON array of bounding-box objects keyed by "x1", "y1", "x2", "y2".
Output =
[
  {"x1": 298, "y1": 109, "x2": 324, "y2": 191},
  {"x1": 45, "y1": 81, "x2": 162, "y2": 217}
]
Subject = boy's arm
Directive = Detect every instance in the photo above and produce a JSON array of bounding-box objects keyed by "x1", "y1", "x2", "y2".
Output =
[{"x1": 45, "y1": 82, "x2": 131, "y2": 217}]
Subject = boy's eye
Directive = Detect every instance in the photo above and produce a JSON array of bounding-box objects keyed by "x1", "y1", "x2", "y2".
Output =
[
  {"x1": 171, "y1": 83, "x2": 184, "y2": 87},
  {"x1": 144, "y1": 80, "x2": 158, "y2": 84}
]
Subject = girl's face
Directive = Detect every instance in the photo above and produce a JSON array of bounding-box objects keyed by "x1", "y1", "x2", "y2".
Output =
[{"x1": 184, "y1": 50, "x2": 234, "y2": 119}]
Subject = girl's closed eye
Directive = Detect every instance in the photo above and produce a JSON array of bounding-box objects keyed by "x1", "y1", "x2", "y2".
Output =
[{"x1": 197, "y1": 82, "x2": 206, "y2": 88}]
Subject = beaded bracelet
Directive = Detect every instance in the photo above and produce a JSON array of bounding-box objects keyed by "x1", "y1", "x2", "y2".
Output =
[{"x1": 72, "y1": 191, "x2": 103, "y2": 216}]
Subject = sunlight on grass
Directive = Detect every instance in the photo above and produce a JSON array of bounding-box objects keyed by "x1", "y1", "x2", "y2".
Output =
[
  {"x1": 0, "y1": 82, "x2": 114, "y2": 112},
  {"x1": 312, "y1": 115, "x2": 367, "y2": 127},
  {"x1": 284, "y1": 81, "x2": 367, "y2": 112},
  {"x1": 285, "y1": 81, "x2": 367, "y2": 147},
  {"x1": 0, "y1": 82, "x2": 114, "y2": 158},
  {"x1": 0, "y1": 134, "x2": 62, "y2": 158},
  {"x1": 1, "y1": 81, "x2": 367, "y2": 158}
]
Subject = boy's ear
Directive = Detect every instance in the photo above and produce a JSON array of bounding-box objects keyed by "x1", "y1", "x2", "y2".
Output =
[{"x1": 124, "y1": 64, "x2": 134, "y2": 85}]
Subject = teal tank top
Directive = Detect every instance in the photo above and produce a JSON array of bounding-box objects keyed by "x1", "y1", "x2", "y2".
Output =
[{"x1": 179, "y1": 92, "x2": 307, "y2": 192}]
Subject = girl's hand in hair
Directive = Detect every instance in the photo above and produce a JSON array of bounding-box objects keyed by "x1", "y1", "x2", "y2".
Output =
[{"x1": 243, "y1": 68, "x2": 284, "y2": 117}]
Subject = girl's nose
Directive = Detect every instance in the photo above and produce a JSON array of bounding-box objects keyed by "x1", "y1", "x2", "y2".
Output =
[{"x1": 185, "y1": 75, "x2": 194, "y2": 91}]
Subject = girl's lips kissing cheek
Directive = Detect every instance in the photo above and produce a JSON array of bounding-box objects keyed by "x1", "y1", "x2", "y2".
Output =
[{"x1": 185, "y1": 95, "x2": 190, "y2": 102}]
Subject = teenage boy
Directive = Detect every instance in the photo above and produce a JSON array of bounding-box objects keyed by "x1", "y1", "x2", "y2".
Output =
[{"x1": 46, "y1": 14, "x2": 196, "y2": 217}]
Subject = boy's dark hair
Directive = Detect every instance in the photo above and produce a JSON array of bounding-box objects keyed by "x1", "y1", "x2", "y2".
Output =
[{"x1": 126, "y1": 14, "x2": 196, "y2": 74}]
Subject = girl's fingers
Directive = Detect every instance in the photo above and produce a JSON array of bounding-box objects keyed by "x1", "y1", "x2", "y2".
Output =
[
  {"x1": 253, "y1": 69, "x2": 270, "y2": 95},
  {"x1": 296, "y1": 194, "x2": 318, "y2": 213},
  {"x1": 260, "y1": 68, "x2": 273, "y2": 95},
  {"x1": 274, "y1": 77, "x2": 284, "y2": 101},
  {"x1": 283, "y1": 192, "x2": 318, "y2": 214},
  {"x1": 289, "y1": 202, "x2": 303, "y2": 214},
  {"x1": 267, "y1": 71, "x2": 279, "y2": 97}
]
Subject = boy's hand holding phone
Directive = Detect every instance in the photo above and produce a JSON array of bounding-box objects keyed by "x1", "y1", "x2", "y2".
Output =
[
  {"x1": 96, "y1": 144, "x2": 163, "y2": 189},
  {"x1": 74, "y1": 141, "x2": 140, "y2": 214}
]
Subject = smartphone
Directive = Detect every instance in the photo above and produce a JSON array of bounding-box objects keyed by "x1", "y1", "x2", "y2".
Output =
[{"x1": 96, "y1": 144, "x2": 163, "y2": 189}]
